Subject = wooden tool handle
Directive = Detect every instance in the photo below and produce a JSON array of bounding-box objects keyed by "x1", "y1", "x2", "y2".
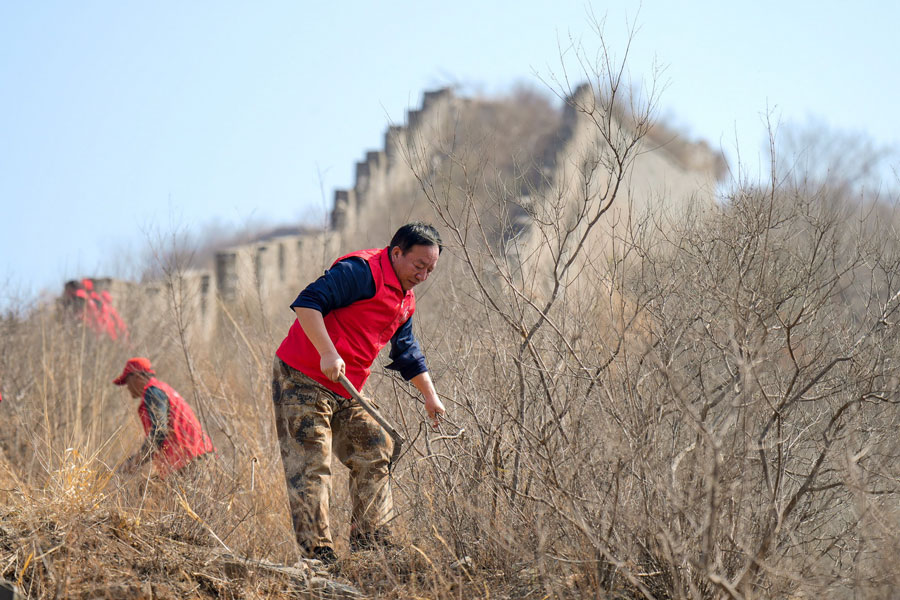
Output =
[{"x1": 338, "y1": 374, "x2": 405, "y2": 467}]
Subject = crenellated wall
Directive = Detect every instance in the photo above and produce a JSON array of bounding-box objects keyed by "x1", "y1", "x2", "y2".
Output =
[
  {"x1": 331, "y1": 88, "x2": 458, "y2": 250},
  {"x1": 68, "y1": 85, "x2": 726, "y2": 347}
]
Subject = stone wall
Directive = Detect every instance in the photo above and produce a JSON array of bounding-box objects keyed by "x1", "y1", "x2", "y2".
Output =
[
  {"x1": 510, "y1": 83, "x2": 724, "y2": 301},
  {"x1": 71, "y1": 85, "x2": 726, "y2": 347},
  {"x1": 331, "y1": 88, "x2": 457, "y2": 249},
  {"x1": 130, "y1": 230, "x2": 342, "y2": 346}
]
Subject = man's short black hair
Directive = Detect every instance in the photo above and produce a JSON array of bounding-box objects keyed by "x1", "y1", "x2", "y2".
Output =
[{"x1": 389, "y1": 222, "x2": 443, "y2": 255}]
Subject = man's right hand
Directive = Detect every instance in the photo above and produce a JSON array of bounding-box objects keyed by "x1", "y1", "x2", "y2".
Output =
[
  {"x1": 320, "y1": 351, "x2": 346, "y2": 382},
  {"x1": 296, "y1": 308, "x2": 345, "y2": 382}
]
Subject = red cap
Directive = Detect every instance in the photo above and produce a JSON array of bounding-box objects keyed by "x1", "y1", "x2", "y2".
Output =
[{"x1": 113, "y1": 357, "x2": 155, "y2": 385}]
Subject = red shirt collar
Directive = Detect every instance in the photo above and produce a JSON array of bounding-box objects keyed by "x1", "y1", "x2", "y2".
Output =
[{"x1": 379, "y1": 246, "x2": 405, "y2": 293}]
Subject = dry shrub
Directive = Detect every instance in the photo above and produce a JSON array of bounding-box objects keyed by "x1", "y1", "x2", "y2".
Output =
[{"x1": 380, "y1": 19, "x2": 900, "y2": 600}]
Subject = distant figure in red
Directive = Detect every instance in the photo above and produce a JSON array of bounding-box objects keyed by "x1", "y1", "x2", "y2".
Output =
[
  {"x1": 62, "y1": 279, "x2": 129, "y2": 342},
  {"x1": 113, "y1": 357, "x2": 215, "y2": 479},
  {"x1": 66, "y1": 280, "x2": 102, "y2": 335},
  {"x1": 99, "y1": 290, "x2": 129, "y2": 342}
]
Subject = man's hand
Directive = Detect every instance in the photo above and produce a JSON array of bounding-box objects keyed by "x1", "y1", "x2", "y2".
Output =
[
  {"x1": 410, "y1": 371, "x2": 445, "y2": 428},
  {"x1": 320, "y1": 351, "x2": 346, "y2": 382},
  {"x1": 424, "y1": 394, "x2": 445, "y2": 428},
  {"x1": 295, "y1": 308, "x2": 345, "y2": 382}
]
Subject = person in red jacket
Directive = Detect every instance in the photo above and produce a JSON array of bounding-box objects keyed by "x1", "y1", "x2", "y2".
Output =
[
  {"x1": 113, "y1": 357, "x2": 215, "y2": 479},
  {"x1": 72, "y1": 286, "x2": 103, "y2": 336},
  {"x1": 273, "y1": 222, "x2": 445, "y2": 565},
  {"x1": 62, "y1": 279, "x2": 129, "y2": 343},
  {"x1": 100, "y1": 290, "x2": 129, "y2": 343}
]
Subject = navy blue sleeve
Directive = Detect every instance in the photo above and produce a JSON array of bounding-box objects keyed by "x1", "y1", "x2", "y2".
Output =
[
  {"x1": 290, "y1": 256, "x2": 376, "y2": 316},
  {"x1": 385, "y1": 315, "x2": 428, "y2": 380},
  {"x1": 143, "y1": 386, "x2": 170, "y2": 449}
]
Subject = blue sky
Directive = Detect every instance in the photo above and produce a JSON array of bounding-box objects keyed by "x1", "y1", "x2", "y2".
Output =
[{"x1": 2, "y1": 1, "x2": 898, "y2": 308}]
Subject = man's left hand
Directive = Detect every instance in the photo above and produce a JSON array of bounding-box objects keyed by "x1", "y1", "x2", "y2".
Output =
[{"x1": 424, "y1": 394, "x2": 445, "y2": 428}]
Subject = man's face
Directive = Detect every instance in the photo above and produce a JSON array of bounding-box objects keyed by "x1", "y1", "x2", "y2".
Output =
[
  {"x1": 125, "y1": 373, "x2": 146, "y2": 399},
  {"x1": 390, "y1": 244, "x2": 439, "y2": 292}
]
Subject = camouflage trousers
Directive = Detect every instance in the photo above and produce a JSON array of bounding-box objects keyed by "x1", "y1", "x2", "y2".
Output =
[{"x1": 272, "y1": 357, "x2": 394, "y2": 553}]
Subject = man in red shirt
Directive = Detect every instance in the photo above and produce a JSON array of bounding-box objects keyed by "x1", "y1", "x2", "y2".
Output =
[
  {"x1": 273, "y1": 222, "x2": 445, "y2": 565},
  {"x1": 113, "y1": 357, "x2": 215, "y2": 479}
]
